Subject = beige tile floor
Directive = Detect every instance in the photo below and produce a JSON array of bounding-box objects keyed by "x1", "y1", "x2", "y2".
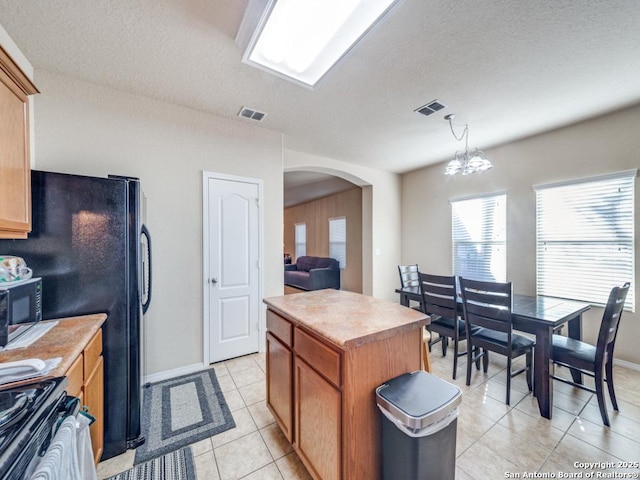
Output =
[{"x1": 97, "y1": 350, "x2": 640, "y2": 480}]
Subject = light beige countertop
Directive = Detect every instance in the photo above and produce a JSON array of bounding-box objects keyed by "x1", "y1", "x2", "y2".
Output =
[
  {"x1": 263, "y1": 289, "x2": 428, "y2": 349},
  {"x1": 0, "y1": 314, "x2": 106, "y2": 385}
]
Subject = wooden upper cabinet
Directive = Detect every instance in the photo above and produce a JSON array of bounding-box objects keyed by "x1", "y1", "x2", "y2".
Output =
[{"x1": 0, "y1": 45, "x2": 38, "y2": 239}]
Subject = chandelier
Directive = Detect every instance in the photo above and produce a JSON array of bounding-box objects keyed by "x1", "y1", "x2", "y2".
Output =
[{"x1": 444, "y1": 114, "x2": 492, "y2": 175}]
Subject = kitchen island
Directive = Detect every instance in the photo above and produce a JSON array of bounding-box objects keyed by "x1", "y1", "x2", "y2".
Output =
[{"x1": 263, "y1": 289, "x2": 429, "y2": 480}]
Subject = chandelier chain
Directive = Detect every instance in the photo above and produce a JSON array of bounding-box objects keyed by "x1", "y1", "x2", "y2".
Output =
[{"x1": 447, "y1": 118, "x2": 468, "y2": 144}]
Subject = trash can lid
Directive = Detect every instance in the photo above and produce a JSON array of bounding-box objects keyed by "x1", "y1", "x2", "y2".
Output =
[{"x1": 376, "y1": 371, "x2": 462, "y2": 431}]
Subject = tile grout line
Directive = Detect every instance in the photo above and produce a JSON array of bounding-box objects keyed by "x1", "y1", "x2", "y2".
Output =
[{"x1": 535, "y1": 392, "x2": 593, "y2": 473}]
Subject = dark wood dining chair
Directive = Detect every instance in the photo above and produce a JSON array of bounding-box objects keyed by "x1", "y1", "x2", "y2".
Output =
[
  {"x1": 398, "y1": 264, "x2": 423, "y2": 311},
  {"x1": 551, "y1": 282, "x2": 630, "y2": 427},
  {"x1": 398, "y1": 264, "x2": 420, "y2": 288},
  {"x1": 460, "y1": 277, "x2": 534, "y2": 405},
  {"x1": 398, "y1": 265, "x2": 432, "y2": 372},
  {"x1": 419, "y1": 273, "x2": 471, "y2": 379}
]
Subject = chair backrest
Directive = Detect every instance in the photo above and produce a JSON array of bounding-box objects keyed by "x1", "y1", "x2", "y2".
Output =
[
  {"x1": 459, "y1": 277, "x2": 513, "y2": 336},
  {"x1": 419, "y1": 273, "x2": 458, "y2": 319},
  {"x1": 596, "y1": 282, "x2": 630, "y2": 360},
  {"x1": 398, "y1": 264, "x2": 420, "y2": 288}
]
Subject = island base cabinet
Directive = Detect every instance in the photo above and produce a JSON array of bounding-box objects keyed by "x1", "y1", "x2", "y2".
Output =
[
  {"x1": 295, "y1": 358, "x2": 341, "y2": 480},
  {"x1": 264, "y1": 299, "x2": 424, "y2": 480},
  {"x1": 266, "y1": 332, "x2": 293, "y2": 442}
]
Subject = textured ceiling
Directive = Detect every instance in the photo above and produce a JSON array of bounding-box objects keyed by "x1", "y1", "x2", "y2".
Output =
[{"x1": 1, "y1": 0, "x2": 639, "y2": 174}]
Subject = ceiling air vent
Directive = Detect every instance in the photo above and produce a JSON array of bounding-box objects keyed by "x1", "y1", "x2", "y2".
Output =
[
  {"x1": 238, "y1": 107, "x2": 267, "y2": 122},
  {"x1": 415, "y1": 100, "x2": 446, "y2": 117}
]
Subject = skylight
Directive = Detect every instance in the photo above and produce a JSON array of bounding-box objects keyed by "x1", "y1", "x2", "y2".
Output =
[{"x1": 238, "y1": 0, "x2": 402, "y2": 88}]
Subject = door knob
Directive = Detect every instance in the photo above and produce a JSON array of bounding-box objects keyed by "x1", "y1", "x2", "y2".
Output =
[{"x1": 211, "y1": 278, "x2": 218, "y2": 284}]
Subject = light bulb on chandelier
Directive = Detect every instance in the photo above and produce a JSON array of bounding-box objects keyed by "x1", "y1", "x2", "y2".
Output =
[{"x1": 443, "y1": 114, "x2": 492, "y2": 176}]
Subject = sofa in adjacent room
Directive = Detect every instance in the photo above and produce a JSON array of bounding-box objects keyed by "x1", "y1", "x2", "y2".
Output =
[{"x1": 284, "y1": 255, "x2": 341, "y2": 291}]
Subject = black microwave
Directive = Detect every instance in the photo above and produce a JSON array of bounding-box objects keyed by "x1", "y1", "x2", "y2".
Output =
[{"x1": 0, "y1": 277, "x2": 43, "y2": 347}]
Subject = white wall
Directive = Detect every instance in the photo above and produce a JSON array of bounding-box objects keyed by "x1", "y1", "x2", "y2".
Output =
[
  {"x1": 401, "y1": 104, "x2": 640, "y2": 364},
  {"x1": 31, "y1": 70, "x2": 284, "y2": 376},
  {"x1": 284, "y1": 149, "x2": 402, "y2": 301}
]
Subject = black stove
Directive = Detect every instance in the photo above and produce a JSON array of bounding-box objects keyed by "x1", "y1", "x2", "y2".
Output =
[{"x1": 0, "y1": 377, "x2": 68, "y2": 480}]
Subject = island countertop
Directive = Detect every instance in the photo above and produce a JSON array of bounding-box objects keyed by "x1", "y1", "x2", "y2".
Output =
[{"x1": 263, "y1": 289, "x2": 428, "y2": 349}]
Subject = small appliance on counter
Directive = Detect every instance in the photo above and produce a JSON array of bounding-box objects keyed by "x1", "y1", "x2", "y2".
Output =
[{"x1": 0, "y1": 277, "x2": 43, "y2": 348}]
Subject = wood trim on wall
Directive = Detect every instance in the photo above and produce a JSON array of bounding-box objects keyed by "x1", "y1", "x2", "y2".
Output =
[{"x1": 284, "y1": 187, "x2": 363, "y2": 293}]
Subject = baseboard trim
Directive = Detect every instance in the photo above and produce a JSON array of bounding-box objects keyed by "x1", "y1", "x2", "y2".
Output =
[
  {"x1": 144, "y1": 362, "x2": 206, "y2": 384},
  {"x1": 614, "y1": 358, "x2": 640, "y2": 372}
]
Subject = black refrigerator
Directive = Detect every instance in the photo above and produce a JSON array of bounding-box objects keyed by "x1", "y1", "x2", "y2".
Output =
[{"x1": 0, "y1": 170, "x2": 152, "y2": 460}]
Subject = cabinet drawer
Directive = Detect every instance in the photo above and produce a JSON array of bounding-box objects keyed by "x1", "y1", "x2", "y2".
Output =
[
  {"x1": 267, "y1": 310, "x2": 292, "y2": 347},
  {"x1": 66, "y1": 354, "x2": 84, "y2": 398},
  {"x1": 84, "y1": 329, "x2": 102, "y2": 373},
  {"x1": 294, "y1": 329, "x2": 341, "y2": 388}
]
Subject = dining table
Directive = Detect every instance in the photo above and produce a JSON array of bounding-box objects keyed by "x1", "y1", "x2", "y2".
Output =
[{"x1": 396, "y1": 286, "x2": 591, "y2": 419}]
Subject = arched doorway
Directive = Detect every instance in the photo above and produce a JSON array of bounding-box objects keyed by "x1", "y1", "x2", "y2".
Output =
[{"x1": 283, "y1": 168, "x2": 372, "y2": 294}]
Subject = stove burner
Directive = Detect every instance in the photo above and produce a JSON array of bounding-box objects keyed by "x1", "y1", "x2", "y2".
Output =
[
  {"x1": 0, "y1": 388, "x2": 36, "y2": 431},
  {"x1": 0, "y1": 379, "x2": 60, "y2": 456}
]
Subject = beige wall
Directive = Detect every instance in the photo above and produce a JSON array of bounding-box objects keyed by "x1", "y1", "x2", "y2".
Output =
[
  {"x1": 31, "y1": 70, "x2": 284, "y2": 377},
  {"x1": 401, "y1": 104, "x2": 640, "y2": 365},
  {"x1": 284, "y1": 188, "x2": 363, "y2": 293},
  {"x1": 28, "y1": 70, "x2": 403, "y2": 378}
]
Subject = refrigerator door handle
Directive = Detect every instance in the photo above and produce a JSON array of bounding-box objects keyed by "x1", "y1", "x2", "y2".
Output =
[{"x1": 141, "y1": 224, "x2": 152, "y2": 314}]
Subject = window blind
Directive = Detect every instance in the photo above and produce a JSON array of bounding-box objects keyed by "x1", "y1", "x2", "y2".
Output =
[
  {"x1": 329, "y1": 217, "x2": 346, "y2": 269},
  {"x1": 295, "y1": 223, "x2": 306, "y2": 259},
  {"x1": 535, "y1": 170, "x2": 635, "y2": 310},
  {"x1": 451, "y1": 193, "x2": 506, "y2": 282}
]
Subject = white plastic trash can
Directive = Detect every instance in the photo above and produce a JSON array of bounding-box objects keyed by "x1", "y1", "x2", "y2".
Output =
[{"x1": 376, "y1": 370, "x2": 462, "y2": 480}]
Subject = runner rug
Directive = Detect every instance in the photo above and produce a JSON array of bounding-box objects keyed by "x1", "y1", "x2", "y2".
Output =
[{"x1": 107, "y1": 447, "x2": 196, "y2": 480}]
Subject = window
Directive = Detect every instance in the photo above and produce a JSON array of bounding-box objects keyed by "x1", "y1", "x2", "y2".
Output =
[
  {"x1": 329, "y1": 217, "x2": 346, "y2": 269},
  {"x1": 295, "y1": 223, "x2": 306, "y2": 259},
  {"x1": 535, "y1": 170, "x2": 635, "y2": 310},
  {"x1": 451, "y1": 193, "x2": 506, "y2": 282}
]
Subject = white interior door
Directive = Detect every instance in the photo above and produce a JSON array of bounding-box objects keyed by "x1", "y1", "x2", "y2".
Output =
[{"x1": 206, "y1": 175, "x2": 260, "y2": 363}]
